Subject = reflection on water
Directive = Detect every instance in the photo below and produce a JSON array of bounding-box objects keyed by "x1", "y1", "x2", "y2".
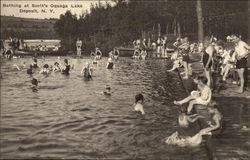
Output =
[{"x1": 0, "y1": 57, "x2": 250, "y2": 159}]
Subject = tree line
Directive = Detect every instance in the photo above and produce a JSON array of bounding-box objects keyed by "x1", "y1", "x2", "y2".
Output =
[{"x1": 54, "y1": 0, "x2": 249, "y2": 55}]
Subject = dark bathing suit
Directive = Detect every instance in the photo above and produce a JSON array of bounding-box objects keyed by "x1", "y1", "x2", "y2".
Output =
[
  {"x1": 202, "y1": 49, "x2": 215, "y2": 69},
  {"x1": 62, "y1": 65, "x2": 70, "y2": 74},
  {"x1": 107, "y1": 62, "x2": 114, "y2": 69}
]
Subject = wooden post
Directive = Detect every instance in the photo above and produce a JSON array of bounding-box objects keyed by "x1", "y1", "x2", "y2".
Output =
[{"x1": 196, "y1": 0, "x2": 204, "y2": 43}]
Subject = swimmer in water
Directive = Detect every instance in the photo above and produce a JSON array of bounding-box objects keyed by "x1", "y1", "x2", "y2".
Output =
[
  {"x1": 178, "y1": 107, "x2": 204, "y2": 128},
  {"x1": 61, "y1": 59, "x2": 70, "y2": 74},
  {"x1": 106, "y1": 58, "x2": 114, "y2": 69},
  {"x1": 39, "y1": 64, "x2": 50, "y2": 74},
  {"x1": 81, "y1": 62, "x2": 93, "y2": 79},
  {"x1": 53, "y1": 62, "x2": 61, "y2": 72},
  {"x1": 31, "y1": 78, "x2": 39, "y2": 92},
  {"x1": 103, "y1": 86, "x2": 112, "y2": 95},
  {"x1": 13, "y1": 61, "x2": 26, "y2": 70},
  {"x1": 27, "y1": 65, "x2": 34, "y2": 75},
  {"x1": 132, "y1": 93, "x2": 145, "y2": 115}
]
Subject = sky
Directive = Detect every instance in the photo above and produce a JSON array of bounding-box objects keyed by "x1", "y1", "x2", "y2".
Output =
[{"x1": 1, "y1": 0, "x2": 114, "y2": 19}]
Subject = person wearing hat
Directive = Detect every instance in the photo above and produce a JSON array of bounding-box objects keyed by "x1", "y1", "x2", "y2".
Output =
[{"x1": 231, "y1": 34, "x2": 250, "y2": 93}]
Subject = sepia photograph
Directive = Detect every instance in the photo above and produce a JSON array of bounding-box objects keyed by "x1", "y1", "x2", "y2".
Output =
[{"x1": 0, "y1": 0, "x2": 250, "y2": 159}]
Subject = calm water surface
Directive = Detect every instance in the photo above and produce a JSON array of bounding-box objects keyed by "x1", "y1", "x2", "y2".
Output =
[{"x1": 0, "y1": 57, "x2": 249, "y2": 159}]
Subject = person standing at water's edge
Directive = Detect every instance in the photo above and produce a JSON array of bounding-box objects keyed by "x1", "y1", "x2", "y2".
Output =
[
  {"x1": 202, "y1": 36, "x2": 215, "y2": 87},
  {"x1": 231, "y1": 34, "x2": 250, "y2": 93}
]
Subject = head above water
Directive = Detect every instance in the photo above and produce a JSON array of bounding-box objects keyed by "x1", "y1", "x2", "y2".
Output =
[
  {"x1": 43, "y1": 64, "x2": 49, "y2": 68},
  {"x1": 54, "y1": 62, "x2": 59, "y2": 66},
  {"x1": 31, "y1": 78, "x2": 38, "y2": 86},
  {"x1": 64, "y1": 59, "x2": 68, "y2": 64},
  {"x1": 135, "y1": 93, "x2": 144, "y2": 103},
  {"x1": 207, "y1": 100, "x2": 218, "y2": 113}
]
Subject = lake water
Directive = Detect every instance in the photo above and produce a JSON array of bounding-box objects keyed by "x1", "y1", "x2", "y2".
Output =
[{"x1": 0, "y1": 57, "x2": 249, "y2": 159}]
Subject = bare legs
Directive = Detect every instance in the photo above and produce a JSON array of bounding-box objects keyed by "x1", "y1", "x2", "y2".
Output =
[
  {"x1": 204, "y1": 68, "x2": 211, "y2": 87},
  {"x1": 183, "y1": 61, "x2": 189, "y2": 79},
  {"x1": 237, "y1": 68, "x2": 245, "y2": 93}
]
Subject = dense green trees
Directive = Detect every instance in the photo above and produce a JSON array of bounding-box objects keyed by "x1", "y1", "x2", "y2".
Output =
[{"x1": 54, "y1": 0, "x2": 249, "y2": 55}]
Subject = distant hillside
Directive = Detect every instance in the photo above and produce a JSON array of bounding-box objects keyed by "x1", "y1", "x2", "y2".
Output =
[{"x1": 0, "y1": 16, "x2": 59, "y2": 39}]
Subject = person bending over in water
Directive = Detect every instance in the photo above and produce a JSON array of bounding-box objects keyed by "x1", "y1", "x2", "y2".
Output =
[
  {"x1": 61, "y1": 59, "x2": 70, "y2": 74},
  {"x1": 106, "y1": 58, "x2": 114, "y2": 69},
  {"x1": 174, "y1": 76, "x2": 212, "y2": 114},
  {"x1": 39, "y1": 64, "x2": 50, "y2": 74},
  {"x1": 32, "y1": 58, "x2": 39, "y2": 68},
  {"x1": 178, "y1": 106, "x2": 204, "y2": 128},
  {"x1": 132, "y1": 93, "x2": 145, "y2": 115}
]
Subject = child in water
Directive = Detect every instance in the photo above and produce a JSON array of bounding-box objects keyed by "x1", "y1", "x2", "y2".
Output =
[
  {"x1": 178, "y1": 107, "x2": 204, "y2": 128},
  {"x1": 132, "y1": 93, "x2": 145, "y2": 115},
  {"x1": 39, "y1": 64, "x2": 50, "y2": 74},
  {"x1": 204, "y1": 100, "x2": 223, "y2": 135},
  {"x1": 61, "y1": 59, "x2": 70, "y2": 74},
  {"x1": 53, "y1": 62, "x2": 61, "y2": 72}
]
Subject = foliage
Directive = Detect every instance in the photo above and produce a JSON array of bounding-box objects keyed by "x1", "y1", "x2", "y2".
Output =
[{"x1": 54, "y1": 0, "x2": 249, "y2": 55}]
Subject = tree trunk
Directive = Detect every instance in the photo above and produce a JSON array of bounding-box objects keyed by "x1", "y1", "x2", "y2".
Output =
[
  {"x1": 158, "y1": 23, "x2": 161, "y2": 38},
  {"x1": 196, "y1": 0, "x2": 204, "y2": 42},
  {"x1": 248, "y1": 0, "x2": 250, "y2": 43},
  {"x1": 177, "y1": 21, "x2": 181, "y2": 37}
]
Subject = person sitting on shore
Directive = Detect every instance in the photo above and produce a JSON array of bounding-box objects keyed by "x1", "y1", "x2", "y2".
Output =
[
  {"x1": 106, "y1": 58, "x2": 114, "y2": 69},
  {"x1": 61, "y1": 59, "x2": 70, "y2": 74},
  {"x1": 178, "y1": 106, "x2": 204, "y2": 128},
  {"x1": 39, "y1": 64, "x2": 50, "y2": 74},
  {"x1": 81, "y1": 62, "x2": 93, "y2": 79},
  {"x1": 174, "y1": 76, "x2": 212, "y2": 114},
  {"x1": 132, "y1": 93, "x2": 145, "y2": 115},
  {"x1": 53, "y1": 62, "x2": 61, "y2": 72}
]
